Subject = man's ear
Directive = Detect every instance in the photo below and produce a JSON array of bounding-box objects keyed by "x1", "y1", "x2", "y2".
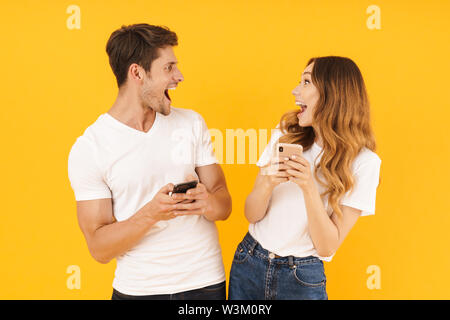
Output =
[
  {"x1": 129, "y1": 64, "x2": 143, "y2": 81},
  {"x1": 135, "y1": 68, "x2": 142, "y2": 80}
]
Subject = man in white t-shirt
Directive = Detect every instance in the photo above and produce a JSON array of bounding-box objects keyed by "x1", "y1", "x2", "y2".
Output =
[{"x1": 67, "y1": 24, "x2": 232, "y2": 299}]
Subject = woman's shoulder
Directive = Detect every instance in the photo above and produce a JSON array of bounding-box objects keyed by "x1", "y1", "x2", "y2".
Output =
[{"x1": 353, "y1": 148, "x2": 381, "y2": 171}]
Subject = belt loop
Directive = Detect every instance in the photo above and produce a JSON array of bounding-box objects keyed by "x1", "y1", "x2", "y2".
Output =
[
  {"x1": 248, "y1": 239, "x2": 258, "y2": 255},
  {"x1": 288, "y1": 256, "x2": 294, "y2": 268},
  {"x1": 246, "y1": 233, "x2": 258, "y2": 255}
]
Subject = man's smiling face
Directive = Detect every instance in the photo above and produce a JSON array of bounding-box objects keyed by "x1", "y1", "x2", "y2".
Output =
[{"x1": 140, "y1": 46, "x2": 184, "y2": 115}]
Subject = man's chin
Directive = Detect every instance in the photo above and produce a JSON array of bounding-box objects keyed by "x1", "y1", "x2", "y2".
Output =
[
  {"x1": 149, "y1": 103, "x2": 171, "y2": 116},
  {"x1": 160, "y1": 103, "x2": 171, "y2": 116}
]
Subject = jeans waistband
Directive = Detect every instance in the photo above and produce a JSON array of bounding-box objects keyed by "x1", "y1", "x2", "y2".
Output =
[{"x1": 242, "y1": 232, "x2": 322, "y2": 266}]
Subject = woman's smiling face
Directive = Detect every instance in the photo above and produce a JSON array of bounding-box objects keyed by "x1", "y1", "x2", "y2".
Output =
[{"x1": 292, "y1": 62, "x2": 319, "y2": 127}]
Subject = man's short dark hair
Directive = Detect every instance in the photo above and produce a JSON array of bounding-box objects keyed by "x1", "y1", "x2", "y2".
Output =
[{"x1": 106, "y1": 23, "x2": 178, "y2": 88}]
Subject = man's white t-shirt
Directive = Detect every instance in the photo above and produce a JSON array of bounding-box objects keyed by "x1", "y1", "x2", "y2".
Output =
[
  {"x1": 68, "y1": 107, "x2": 225, "y2": 295},
  {"x1": 249, "y1": 127, "x2": 381, "y2": 262}
]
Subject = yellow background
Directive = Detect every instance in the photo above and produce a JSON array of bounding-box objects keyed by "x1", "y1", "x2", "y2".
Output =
[{"x1": 1, "y1": 0, "x2": 449, "y2": 299}]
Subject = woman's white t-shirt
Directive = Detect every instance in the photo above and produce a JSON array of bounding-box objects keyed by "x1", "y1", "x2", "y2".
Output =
[
  {"x1": 249, "y1": 128, "x2": 381, "y2": 262},
  {"x1": 68, "y1": 107, "x2": 225, "y2": 295}
]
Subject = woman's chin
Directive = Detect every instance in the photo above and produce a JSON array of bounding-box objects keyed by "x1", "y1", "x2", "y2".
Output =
[{"x1": 298, "y1": 119, "x2": 311, "y2": 127}]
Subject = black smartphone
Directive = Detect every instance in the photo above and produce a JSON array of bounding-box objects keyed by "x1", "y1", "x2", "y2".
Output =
[{"x1": 172, "y1": 180, "x2": 198, "y2": 194}]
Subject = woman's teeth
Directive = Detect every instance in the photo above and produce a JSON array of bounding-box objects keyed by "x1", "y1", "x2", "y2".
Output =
[{"x1": 295, "y1": 101, "x2": 307, "y2": 112}]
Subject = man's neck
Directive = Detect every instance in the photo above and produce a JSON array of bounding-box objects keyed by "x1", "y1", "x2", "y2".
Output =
[{"x1": 108, "y1": 91, "x2": 156, "y2": 133}]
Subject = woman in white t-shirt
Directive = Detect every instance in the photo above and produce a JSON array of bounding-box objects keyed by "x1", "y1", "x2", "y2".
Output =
[{"x1": 228, "y1": 56, "x2": 382, "y2": 300}]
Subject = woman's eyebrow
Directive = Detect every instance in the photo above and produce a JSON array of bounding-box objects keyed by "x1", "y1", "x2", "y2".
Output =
[{"x1": 302, "y1": 71, "x2": 312, "y2": 76}]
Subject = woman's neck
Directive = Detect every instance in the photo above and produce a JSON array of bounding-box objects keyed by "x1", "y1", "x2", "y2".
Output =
[{"x1": 314, "y1": 129, "x2": 323, "y2": 148}]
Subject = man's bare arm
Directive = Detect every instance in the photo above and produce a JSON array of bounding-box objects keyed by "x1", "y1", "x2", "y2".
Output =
[
  {"x1": 196, "y1": 164, "x2": 232, "y2": 221},
  {"x1": 76, "y1": 183, "x2": 178, "y2": 264}
]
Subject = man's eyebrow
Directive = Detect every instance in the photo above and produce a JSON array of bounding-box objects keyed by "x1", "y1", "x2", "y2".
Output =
[{"x1": 165, "y1": 61, "x2": 178, "y2": 65}]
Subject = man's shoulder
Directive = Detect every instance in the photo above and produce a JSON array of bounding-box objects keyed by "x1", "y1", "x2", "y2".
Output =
[
  {"x1": 170, "y1": 106, "x2": 204, "y2": 121},
  {"x1": 69, "y1": 114, "x2": 108, "y2": 153},
  {"x1": 169, "y1": 107, "x2": 210, "y2": 134}
]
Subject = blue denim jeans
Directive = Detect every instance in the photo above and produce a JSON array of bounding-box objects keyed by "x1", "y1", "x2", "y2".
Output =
[{"x1": 228, "y1": 232, "x2": 328, "y2": 300}]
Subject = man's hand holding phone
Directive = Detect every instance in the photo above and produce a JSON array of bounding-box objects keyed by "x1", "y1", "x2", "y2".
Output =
[
  {"x1": 170, "y1": 175, "x2": 212, "y2": 217},
  {"x1": 142, "y1": 183, "x2": 180, "y2": 222}
]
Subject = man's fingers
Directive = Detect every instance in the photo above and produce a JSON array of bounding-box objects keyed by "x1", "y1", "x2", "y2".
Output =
[
  {"x1": 187, "y1": 183, "x2": 206, "y2": 194},
  {"x1": 167, "y1": 194, "x2": 195, "y2": 203},
  {"x1": 179, "y1": 199, "x2": 195, "y2": 204},
  {"x1": 157, "y1": 203, "x2": 178, "y2": 213},
  {"x1": 173, "y1": 208, "x2": 206, "y2": 216},
  {"x1": 183, "y1": 183, "x2": 207, "y2": 200},
  {"x1": 160, "y1": 193, "x2": 182, "y2": 205},
  {"x1": 160, "y1": 183, "x2": 174, "y2": 194},
  {"x1": 170, "y1": 192, "x2": 189, "y2": 200},
  {"x1": 174, "y1": 201, "x2": 203, "y2": 211}
]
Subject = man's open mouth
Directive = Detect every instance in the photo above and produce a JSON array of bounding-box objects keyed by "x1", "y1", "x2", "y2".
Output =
[
  {"x1": 164, "y1": 87, "x2": 177, "y2": 102},
  {"x1": 164, "y1": 89, "x2": 171, "y2": 102}
]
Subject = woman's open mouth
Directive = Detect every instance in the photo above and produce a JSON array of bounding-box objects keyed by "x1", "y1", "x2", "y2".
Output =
[{"x1": 296, "y1": 101, "x2": 307, "y2": 117}]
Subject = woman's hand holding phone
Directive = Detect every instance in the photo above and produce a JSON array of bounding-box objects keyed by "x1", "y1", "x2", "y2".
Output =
[
  {"x1": 259, "y1": 156, "x2": 291, "y2": 190},
  {"x1": 266, "y1": 142, "x2": 315, "y2": 191},
  {"x1": 259, "y1": 142, "x2": 305, "y2": 190},
  {"x1": 283, "y1": 154, "x2": 315, "y2": 191}
]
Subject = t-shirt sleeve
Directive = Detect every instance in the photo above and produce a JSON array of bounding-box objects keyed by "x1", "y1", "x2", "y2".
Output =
[
  {"x1": 68, "y1": 137, "x2": 112, "y2": 201},
  {"x1": 256, "y1": 127, "x2": 283, "y2": 167},
  {"x1": 340, "y1": 156, "x2": 381, "y2": 216},
  {"x1": 194, "y1": 113, "x2": 219, "y2": 167}
]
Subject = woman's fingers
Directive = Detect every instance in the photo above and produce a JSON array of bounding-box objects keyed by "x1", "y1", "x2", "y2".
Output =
[
  {"x1": 273, "y1": 170, "x2": 290, "y2": 178},
  {"x1": 286, "y1": 169, "x2": 306, "y2": 178},
  {"x1": 288, "y1": 155, "x2": 309, "y2": 166},
  {"x1": 284, "y1": 159, "x2": 305, "y2": 171},
  {"x1": 272, "y1": 177, "x2": 289, "y2": 185}
]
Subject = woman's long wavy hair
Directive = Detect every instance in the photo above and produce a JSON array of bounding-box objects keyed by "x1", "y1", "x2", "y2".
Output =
[{"x1": 279, "y1": 56, "x2": 376, "y2": 219}]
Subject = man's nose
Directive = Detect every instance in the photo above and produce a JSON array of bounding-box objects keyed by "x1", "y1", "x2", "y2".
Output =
[{"x1": 174, "y1": 69, "x2": 184, "y2": 83}]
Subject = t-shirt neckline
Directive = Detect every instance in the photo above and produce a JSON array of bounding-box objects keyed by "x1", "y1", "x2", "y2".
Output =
[
  {"x1": 103, "y1": 111, "x2": 161, "y2": 136},
  {"x1": 312, "y1": 141, "x2": 322, "y2": 152}
]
